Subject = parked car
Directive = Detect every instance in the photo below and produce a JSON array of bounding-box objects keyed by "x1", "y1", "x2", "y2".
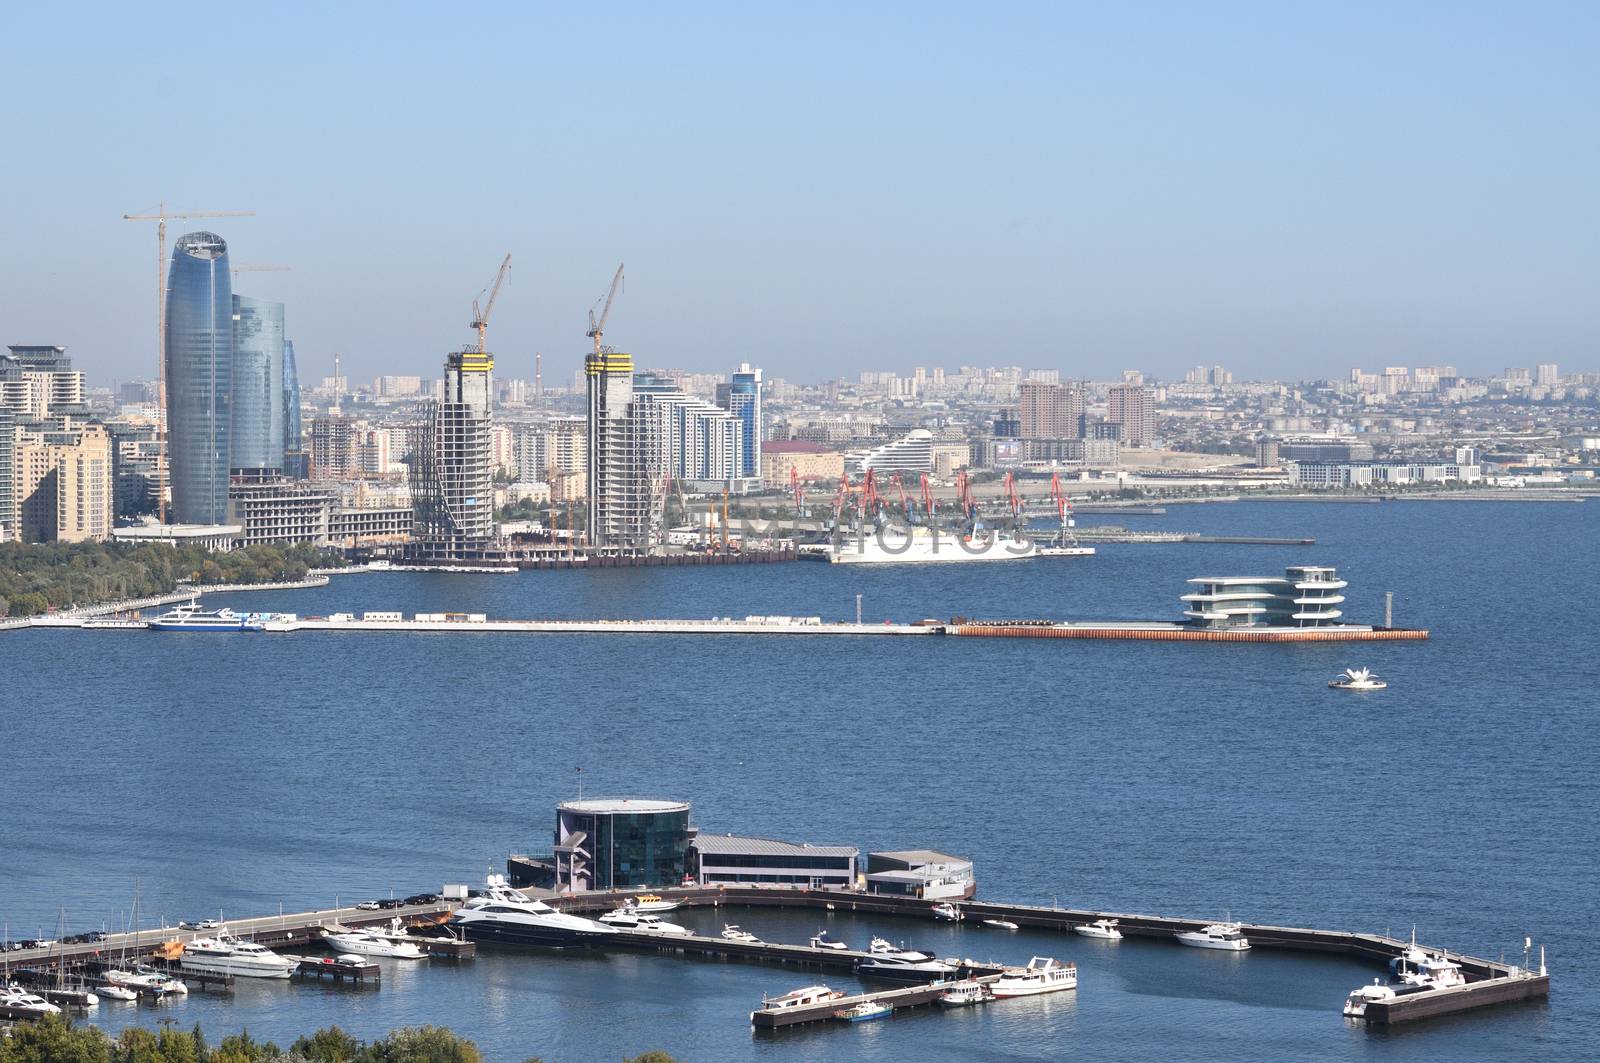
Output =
[
  {"x1": 355, "y1": 901, "x2": 381, "y2": 911},
  {"x1": 402, "y1": 894, "x2": 439, "y2": 906},
  {"x1": 376, "y1": 898, "x2": 403, "y2": 910}
]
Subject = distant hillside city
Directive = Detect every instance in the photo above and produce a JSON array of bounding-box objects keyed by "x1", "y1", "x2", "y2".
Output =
[{"x1": 2, "y1": 230, "x2": 1597, "y2": 559}]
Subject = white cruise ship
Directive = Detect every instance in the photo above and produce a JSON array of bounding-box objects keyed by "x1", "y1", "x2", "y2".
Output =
[
  {"x1": 179, "y1": 929, "x2": 297, "y2": 978},
  {"x1": 449, "y1": 875, "x2": 620, "y2": 948},
  {"x1": 799, "y1": 525, "x2": 1038, "y2": 564}
]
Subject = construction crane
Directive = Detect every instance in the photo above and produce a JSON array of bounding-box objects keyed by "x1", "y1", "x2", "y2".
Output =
[
  {"x1": 471, "y1": 253, "x2": 512, "y2": 353},
  {"x1": 122, "y1": 202, "x2": 255, "y2": 523},
  {"x1": 789, "y1": 467, "x2": 806, "y2": 521},
  {"x1": 587, "y1": 263, "x2": 625, "y2": 357},
  {"x1": 890, "y1": 473, "x2": 911, "y2": 523},
  {"x1": 1003, "y1": 471, "x2": 1023, "y2": 525},
  {"x1": 920, "y1": 473, "x2": 937, "y2": 527},
  {"x1": 231, "y1": 265, "x2": 290, "y2": 276}
]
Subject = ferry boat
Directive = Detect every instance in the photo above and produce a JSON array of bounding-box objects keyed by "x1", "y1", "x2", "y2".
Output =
[
  {"x1": 799, "y1": 525, "x2": 1038, "y2": 565},
  {"x1": 751, "y1": 984, "x2": 845, "y2": 1023},
  {"x1": 1329, "y1": 667, "x2": 1387, "y2": 691},
  {"x1": 834, "y1": 1000, "x2": 893, "y2": 1022},
  {"x1": 1074, "y1": 918, "x2": 1123, "y2": 940},
  {"x1": 1175, "y1": 922, "x2": 1251, "y2": 951},
  {"x1": 937, "y1": 980, "x2": 992, "y2": 1007},
  {"x1": 147, "y1": 604, "x2": 267, "y2": 632},
  {"x1": 179, "y1": 929, "x2": 297, "y2": 978},
  {"x1": 990, "y1": 956, "x2": 1078, "y2": 997},
  {"x1": 449, "y1": 874, "x2": 619, "y2": 948}
]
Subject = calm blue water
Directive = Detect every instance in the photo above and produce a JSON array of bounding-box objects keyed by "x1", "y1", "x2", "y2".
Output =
[{"x1": 3, "y1": 500, "x2": 1595, "y2": 1060}]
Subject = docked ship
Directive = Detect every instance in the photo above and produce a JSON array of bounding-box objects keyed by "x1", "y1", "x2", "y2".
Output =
[
  {"x1": 147, "y1": 604, "x2": 268, "y2": 632},
  {"x1": 449, "y1": 874, "x2": 620, "y2": 948},
  {"x1": 799, "y1": 525, "x2": 1038, "y2": 564},
  {"x1": 178, "y1": 929, "x2": 297, "y2": 978}
]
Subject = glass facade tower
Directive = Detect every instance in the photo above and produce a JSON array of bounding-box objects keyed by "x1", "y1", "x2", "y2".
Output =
[
  {"x1": 725, "y1": 363, "x2": 762, "y2": 479},
  {"x1": 230, "y1": 295, "x2": 285, "y2": 476},
  {"x1": 282, "y1": 339, "x2": 307, "y2": 479},
  {"x1": 164, "y1": 232, "x2": 233, "y2": 524}
]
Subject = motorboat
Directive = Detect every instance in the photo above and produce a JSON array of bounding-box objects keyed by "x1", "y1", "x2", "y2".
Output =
[
  {"x1": 1176, "y1": 923, "x2": 1251, "y2": 951},
  {"x1": 1388, "y1": 929, "x2": 1430, "y2": 972},
  {"x1": 147, "y1": 604, "x2": 268, "y2": 633},
  {"x1": 1398, "y1": 954, "x2": 1466, "y2": 989},
  {"x1": 1343, "y1": 979, "x2": 1399, "y2": 1018},
  {"x1": 937, "y1": 980, "x2": 993, "y2": 1007},
  {"x1": 834, "y1": 1000, "x2": 893, "y2": 1022},
  {"x1": 449, "y1": 874, "x2": 620, "y2": 948},
  {"x1": 982, "y1": 919, "x2": 1019, "y2": 931},
  {"x1": 931, "y1": 902, "x2": 963, "y2": 922},
  {"x1": 1329, "y1": 667, "x2": 1387, "y2": 691},
  {"x1": 810, "y1": 931, "x2": 849, "y2": 951},
  {"x1": 990, "y1": 956, "x2": 1078, "y2": 997},
  {"x1": 721, "y1": 925, "x2": 760, "y2": 944},
  {"x1": 321, "y1": 925, "x2": 426, "y2": 958},
  {"x1": 180, "y1": 929, "x2": 297, "y2": 978},
  {"x1": 597, "y1": 909, "x2": 690, "y2": 935},
  {"x1": 96, "y1": 983, "x2": 139, "y2": 1002},
  {"x1": 857, "y1": 953, "x2": 959, "y2": 982},
  {"x1": 1075, "y1": 919, "x2": 1123, "y2": 940},
  {"x1": 628, "y1": 893, "x2": 680, "y2": 913},
  {"x1": 104, "y1": 966, "x2": 188, "y2": 995},
  {"x1": 752, "y1": 984, "x2": 845, "y2": 1023},
  {"x1": 0, "y1": 985, "x2": 62, "y2": 1015},
  {"x1": 868, "y1": 937, "x2": 936, "y2": 962}
]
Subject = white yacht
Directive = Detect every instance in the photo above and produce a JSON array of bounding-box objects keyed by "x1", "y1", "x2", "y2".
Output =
[
  {"x1": 857, "y1": 953, "x2": 959, "y2": 982},
  {"x1": 1398, "y1": 954, "x2": 1466, "y2": 989},
  {"x1": 809, "y1": 930, "x2": 849, "y2": 951},
  {"x1": 990, "y1": 956, "x2": 1078, "y2": 997},
  {"x1": 1075, "y1": 919, "x2": 1123, "y2": 940},
  {"x1": 1343, "y1": 979, "x2": 1400, "y2": 1018},
  {"x1": 321, "y1": 925, "x2": 426, "y2": 959},
  {"x1": 0, "y1": 985, "x2": 62, "y2": 1015},
  {"x1": 1176, "y1": 922, "x2": 1251, "y2": 951},
  {"x1": 104, "y1": 966, "x2": 188, "y2": 995},
  {"x1": 868, "y1": 937, "x2": 936, "y2": 962},
  {"x1": 752, "y1": 984, "x2": 845, "y2": 1023},
  {"x1": 180, "y1": 929, "x2": 297, "y2": 978},
  {"x1": 1330, "y1": 667, "x2": 1387, "y2": 691},
  {"x1": 721, "y1": 924, "x2": 760, "y2": 943},
  {"x1": 598, "y1": 909, "x2": 690, "y2": 935},
  {"x1": 799, "y1": 525, "x2": 1039, "y2": 565},
  {"x1": 931, "y1": 902, "x2": 963, "y2": 922},
  {"x1": 1388, "y1": 929, "x2": 1430, "y2": 972},
  {"x1": 449, "y1": 874, "x2": 620, "y2": 948},
  {"x1": 937, "y1": 980, "x2": 992, "y2": 1007},
  {"x1": 147, "y1": 604, "x2": 268, "y2": 633},
  {"x1": 96, "y1": 983, "x2": 139, "y2": 1002}
]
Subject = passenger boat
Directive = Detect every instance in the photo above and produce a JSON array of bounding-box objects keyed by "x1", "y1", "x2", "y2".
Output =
[
  {"x1": 931, "y1": 902, "x2": 963, "y2": 922},
  {"x1": 147, "y1": 604, "x2": 267, "y2": 633},
  {"x1": 810, "y1": 931, "x2": 849, "y2": 951},
  {"x1": 721, "y1": 924, "x2": 759, "y2": 943},
  {"x1": 834, "y1": 1000, "x2": 894, "y2": 1022},
  {"x1": 1329, "y1": 667, "x2": 1387, "y2": 691},
  {"x1": 628, "y1": 894, "x2": 680, "y2": 913},
  {"x1": 1175, "y1": 922, "x2": 1251, "y2": 951},
  {"x1": 179, "y1": 929, "x2": 297, "y2": 978},
  {"x1": 990, "y1": 956, "x2": 1078, "y2": 997},
  {"x1": 1074, "y1": 918, "x2": 1123, "y2": 940},
  {"x1": 598, "y1": 909, "x2": 690, "y2": 935},
  {"x1": 751, "y1": 984, "x2": 845, "y2": 1023},
  {"x1": 937, "y1": 980, "x2": 993, "y2": 1007}
]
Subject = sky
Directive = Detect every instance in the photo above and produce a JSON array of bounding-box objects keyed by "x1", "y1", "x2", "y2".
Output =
[{"x1": 1, "y1": 1, "x2": 1596, "y2": 388}]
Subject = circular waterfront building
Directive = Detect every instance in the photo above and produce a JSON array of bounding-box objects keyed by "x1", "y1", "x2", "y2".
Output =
[
  {"x1": 554, "y1": 798, "x2": 691, "y2": 892},
  {"x1": 164, "y1": 231, "x2": 234, "y2": 524}
]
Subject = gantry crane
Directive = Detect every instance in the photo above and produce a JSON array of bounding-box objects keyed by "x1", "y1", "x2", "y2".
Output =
[
  {"x1": 471, "y1": 253, "x2": 512, "y2": 354},
  {"x1": 122, "y1": 202, "x2": 255, "y2": 522},
  {"x1": 586, "y1": 263, "x2": 625, "y2": 357}
]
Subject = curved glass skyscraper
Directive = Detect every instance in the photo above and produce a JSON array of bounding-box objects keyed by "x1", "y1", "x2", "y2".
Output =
[
  {"x1": 282, "y1": 339, "x2": 307, "y2": 479},
  {"x1": 230, "y1": 295, "x2": 284, "y2": 476},
  {"x1": 164, "y1": 232, "x2": 233, "y2": 524}
]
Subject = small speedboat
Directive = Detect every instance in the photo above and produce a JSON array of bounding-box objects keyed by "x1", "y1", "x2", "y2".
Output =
[
  {"x1": 1329, "y1": 667, "x2": 1387, "y2": 691},
  {"x1": 628, "y1": 893, "x2": 680, "y2": 913},
  {"x1": 810, "y1": 931, "x2": 849, "y2": 951},
  {"x1": 834, "y1": 1000, "x2": 893, "y2": 1022},
  {"x1": 1074, "y1": 918, "x2": 1123, "y2": 940},
  {"x1": 97, "y1": 984, "x2": 139, "y2": 1002},
  {"x1": 931, "y1": 902, "x2": 963, "y2": 922},
  {"x1": 722, "y1": 924, "x2": 759, "y2": 943},
  {"x1": 1176, "y1": 922, "x2": 1251, "y2": 951},
  {"x1": 982, "y1": 918, "x2": 1019, "y2": 931}
]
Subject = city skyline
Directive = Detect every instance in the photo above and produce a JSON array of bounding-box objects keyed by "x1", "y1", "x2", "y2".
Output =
[{"x1": 2, "y1": 3, "x2": 1596, "y2": 386}]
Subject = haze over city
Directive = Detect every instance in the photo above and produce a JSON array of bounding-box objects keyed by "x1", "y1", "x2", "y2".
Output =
[{"x1": 3, "y1": 1, "x2": 1596, "y2": 386}]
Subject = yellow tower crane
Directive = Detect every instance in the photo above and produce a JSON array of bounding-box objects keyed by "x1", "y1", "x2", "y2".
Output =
[
  {"x1": 471, "y1": 253, "x2": 512, "y2": 355},
  {"x1": 586, "y1": 263, "x2": 625, "y2": 358}
]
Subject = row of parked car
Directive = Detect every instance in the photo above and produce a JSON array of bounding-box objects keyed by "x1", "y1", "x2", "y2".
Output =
[{"x1": 354, "y1": 893, "x2": 441, "y2": 911}]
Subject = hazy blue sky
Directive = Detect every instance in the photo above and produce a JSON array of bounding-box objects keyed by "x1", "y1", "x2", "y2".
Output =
[{"x1": 2, "y1": 1, "x2": 1595, "y2": 387}]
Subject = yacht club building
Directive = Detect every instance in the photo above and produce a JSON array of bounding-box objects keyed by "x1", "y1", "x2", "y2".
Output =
[
  {"x1": 689, "y1": 835, "x2": 859, "y2": 888},
  {"x1": 1181, "y1": 565, "x2": 1347, "y2": 629}
]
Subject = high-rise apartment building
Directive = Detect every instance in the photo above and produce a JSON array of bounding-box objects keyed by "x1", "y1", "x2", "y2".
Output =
[
  {"x1": 1018, "y1": 381, "x2": 1084, "y2": 439},
  {"x1": 282, "y1": 339, "x2": 307, "y2": 479},
  {"x1": 0, "y1": 408, "x2": 14, "y2": 539},
  {"x1": 410, "y1": 349, "x2": 494, "y2": 559},
  {"x1": 230, "y1": 295, "x2": 285, "y2": 477},
  {"x1": 310, "y1": 416, "x2": 358, "y2": 479},
  {"x1": 1107, "y1": 383, "x2": 1153, "y2": 446},
  {"x1": 164, "y1": 231, "x2": 234, "y2": 524},
  {"x1": 586, "y1": 349, "x2": 648, "y2": 549},
  {"x1": 1536, "y1": 363, "x2": 1559, "y2": 386},
  {"x1": 2, "y1": 346, "x2": 85, "y2": 418},
  {"x1": 636, "y1": 372, "x2": 744, "y2": 484},
  {"x1": 12, "y1": 422, "x2": 111, "y2": 542}
]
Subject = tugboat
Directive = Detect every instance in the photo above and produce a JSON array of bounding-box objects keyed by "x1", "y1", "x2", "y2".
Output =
[{"x1": 1329, "y1": 667, "x2": 1387, "y2": 691}]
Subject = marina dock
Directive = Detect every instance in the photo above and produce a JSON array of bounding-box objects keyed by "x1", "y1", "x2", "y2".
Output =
[{"x1": 749, "y1": 975, "x2": 1005, "y2": 1030}]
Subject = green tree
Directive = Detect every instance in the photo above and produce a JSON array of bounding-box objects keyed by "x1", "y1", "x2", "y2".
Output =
[
  {"x1": 361, "y1": 1027, "x2": 481, "y2": 1063},
  {"x1": 8, "y1": 591, "x2": 49, "y2": 617},
  {"x1": 0, "y1": 1015, "x2": 112, "y2": 1063},
  {"x1": 622, "y1": 1054, "x2": 681, "y2": 1063},
  {"x1": 291, "y1": 1027, "x2": 362, "y2": 1063}
]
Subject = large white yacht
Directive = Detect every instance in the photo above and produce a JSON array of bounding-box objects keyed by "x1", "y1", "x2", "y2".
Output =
[
  {"x1": 799, "y1": 525, "x2": 1039, "y2": 565},
  {"x1": 1175, "y1": 922, "x2": 1252, "y2": 951},
  {"x1": 597, "y1": 909, "x2": 690, "y2": 935},
  {"x1": 857, "y1": 952, "x2": 959, "y2": 982},
  {"x1": 0, "y1": 985, "x2": 62, "y2": 1015},
  {"x1": 179, "y1": 929, "x2": 296, "y2": 978},
  {"x1": 990, "y1": 957, "x2": 1078, "y2": 997},
  {"x1": 449, "y1": 875, "x2": 620, "y2": 948},
  {"x1": 322, "y1": 925, "x2": 426, "y2": 959},
  {"x1": 1074, "y1": 919, "x2": 1123, "y2": 940}
]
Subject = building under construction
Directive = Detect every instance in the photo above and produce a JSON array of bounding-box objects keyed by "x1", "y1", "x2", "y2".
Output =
[{"x1": 409, "y1": 348, "x2": 496, "y2": 561}]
